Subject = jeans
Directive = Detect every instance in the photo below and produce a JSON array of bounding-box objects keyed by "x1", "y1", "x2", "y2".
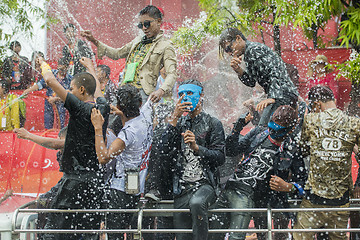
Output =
[
  {"x1": 209, "y1": 189, "x2": 254, "y2": 240},
  {"x1": 173, "y1": 183, "x2": 216, "y2": 240}
]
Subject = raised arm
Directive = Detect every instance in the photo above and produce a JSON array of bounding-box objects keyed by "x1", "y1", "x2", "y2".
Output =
[
  {"x1": 14, "y1": 128, "x2": 64, "y2": 150},
  {"x1": 91, "y1": 108, "x2": 125, "y2": 164},
  {"x1": 79, "y1": 57, "x2": 103, "y2": 99},
  {"x1": 38, "y1": 58, "x2": 68, "y2": 102}
]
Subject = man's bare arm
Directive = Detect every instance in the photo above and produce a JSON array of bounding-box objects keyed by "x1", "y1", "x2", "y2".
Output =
[{"x1": 14, "y1": 128, "x2": 65, "y2": 150}]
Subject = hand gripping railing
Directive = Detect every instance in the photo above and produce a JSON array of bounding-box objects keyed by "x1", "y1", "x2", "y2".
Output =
[{"x1": 9, "y1": 198, "x2": 360, "y2": 240}]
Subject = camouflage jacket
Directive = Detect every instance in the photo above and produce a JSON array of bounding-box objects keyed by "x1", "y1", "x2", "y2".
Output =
[
  {"x1": 301, "y1": 108, "x2": 360, "y2": 199},
  {"x1": 240, "y1": 41, "x2": 298, "y2": 101}
]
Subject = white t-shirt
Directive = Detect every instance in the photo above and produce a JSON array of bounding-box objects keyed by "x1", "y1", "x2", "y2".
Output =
[{"x1": 109, "y1": 100, "x2": 153, "y2": 193}]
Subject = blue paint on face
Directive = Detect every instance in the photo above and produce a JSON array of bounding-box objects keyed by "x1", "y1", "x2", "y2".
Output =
[{"x1": 178, "y1": 84, "x2": 202, "y2": 111}]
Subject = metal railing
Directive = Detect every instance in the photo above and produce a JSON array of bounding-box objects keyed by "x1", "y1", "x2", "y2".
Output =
[{"x1": 6, "y1": 199, "x2": 360, "y2": 240}]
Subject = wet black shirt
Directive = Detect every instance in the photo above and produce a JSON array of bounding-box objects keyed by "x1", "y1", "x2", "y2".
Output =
[
  {"x1": 228, "y1": 137, "x2": 279, "y2": 196},
  {"x1": 61, "y1": 93, "x2": 110, "y2": 175}
]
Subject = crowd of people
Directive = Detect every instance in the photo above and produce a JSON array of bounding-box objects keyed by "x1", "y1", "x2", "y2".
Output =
[{"x1": 1, "y1": 4, "x2": 360, "y2": 240}]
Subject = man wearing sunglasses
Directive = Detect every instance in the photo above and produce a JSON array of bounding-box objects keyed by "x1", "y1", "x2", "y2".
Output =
[
  {"x1": 293, "y1": 85, "x2": 360, "y2": 240},
  {"x1": 219, "y1": 28, "x2": 298, "y2": 127},
  {"x1": 81, "y1": 5, "x2": 177, "y2": 104}
]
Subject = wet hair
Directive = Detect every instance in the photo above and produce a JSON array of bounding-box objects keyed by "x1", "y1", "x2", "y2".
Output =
[
  {"x1": 58, "y1": 58, "x2": 69, "y2": 66},
  {"x1": 63, "y1": 23, "x2": 76, "y2": 33},
  {"x1": 0, "y1": 80, "x2": 11, "y2": 95},
  {"x1": 219, "y1": 28, "x2": 247, "y2": 58},
  {"x1": 72, "y1": 72, "x2": 96, "y2": 96},
  {"x1": 219, "y1": 28, "x2": 247, "y2": 48},
  {"x1": 58, "y1": 126, "x2": 68, "y2": 139},
  {"x1": 139, "y1": 5, "x2": 163, "y2": 19},
  {"x1": 271, "y1": 105, "x2": 297, "y2": 128},
  {"x1": 308, "y1": 85, "x2": 335, "y2": 104},
  {"x1": 154, "y1": 101, "x2": 175, "y2": 124},
  {"x1": 9, "y1": 41, "x2": 21, "y2": 50},
  {"x1": 116, "y1": 84, "x2": 142, "y2": 118},
  {"x1": 97, "y1": 65, "x2": 111, "y2": 79},
  {"x1": 179, "y1": 79, "x2": 204, "y2": 91}
]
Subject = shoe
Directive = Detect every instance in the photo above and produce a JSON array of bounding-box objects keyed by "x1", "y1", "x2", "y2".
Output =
[{"x1": 144, "y1": 189, "x2": 161, "y2": 202}]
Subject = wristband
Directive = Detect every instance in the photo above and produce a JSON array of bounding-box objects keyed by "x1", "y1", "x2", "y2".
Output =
[{"x1": 40, "y1": 62, "x2": 52, "y2": 75}]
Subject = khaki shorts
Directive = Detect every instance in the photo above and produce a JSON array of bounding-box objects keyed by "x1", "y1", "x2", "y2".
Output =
[{"x1": 293, "y1": 198, "x2": 349, "y2": 240}]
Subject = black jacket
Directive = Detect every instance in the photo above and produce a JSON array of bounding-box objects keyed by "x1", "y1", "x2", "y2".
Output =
[
  {"x1": 162, "y1": 112, "x2": 225, "y2": 195},
  {"x1": 226, "y1": 122, "x2": 306, "y2": 209}
]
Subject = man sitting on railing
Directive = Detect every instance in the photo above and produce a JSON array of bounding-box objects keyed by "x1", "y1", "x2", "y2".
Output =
[
  {"x1": 293, "y1": 85, "x2": 360, "y2": 240},
  {"x1": 210, "y1": 105, "x2": 306, "y2": 240},
  {"x1": 161, "y1": 79, "x2": 226, "y2": 240}
]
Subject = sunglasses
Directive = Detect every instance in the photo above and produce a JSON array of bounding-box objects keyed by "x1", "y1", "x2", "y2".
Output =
[
  {"x1": 137, "y1": 20, "x2": 155, "y2": 29},
  {"x1": 224, "y1": 41, "x2": 234, "y2": 53}
]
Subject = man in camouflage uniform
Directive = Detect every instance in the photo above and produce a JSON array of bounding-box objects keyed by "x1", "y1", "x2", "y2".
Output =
[
  {"x1": 293, "y1": 85, "x2": 360, "y2": 240},
  {"x1": 219, "y1": 28, "x2": 298, "y2": 126}
]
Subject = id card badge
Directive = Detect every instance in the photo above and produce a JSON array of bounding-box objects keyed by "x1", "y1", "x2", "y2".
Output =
[
  {"x1": 123, "y1": 62, "x2": 139, "y2": 83},
  {"x1": 125, "y1": 169, "x2": 140, "y2": 195},
  {"x1": 1, "y1": 117, "x2": 6, "y2": 128}
]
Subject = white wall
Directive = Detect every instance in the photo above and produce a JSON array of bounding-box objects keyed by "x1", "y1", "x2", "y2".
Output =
[{"x1": 1, "y1": 0, "x2": 47, "y2": 60}]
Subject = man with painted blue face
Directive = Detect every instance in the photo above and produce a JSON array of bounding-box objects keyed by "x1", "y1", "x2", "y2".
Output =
[
  {"x1": 210, "y1": 105, "x2": 306, "y2": 240},
  {"x1": 162, "y1": 79, "x2": 226, "y2": 240}
]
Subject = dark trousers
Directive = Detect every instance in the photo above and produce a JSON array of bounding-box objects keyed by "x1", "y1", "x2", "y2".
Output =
[
  {"x1": 174, "y1": 183, "x2": 216, "y2": 240},
  {"x1": 104, "y1": 188, "x2": 140, "y2": 240},
  {"x1": 42, "y1": 177, "x2": 103, "y2": 240}
]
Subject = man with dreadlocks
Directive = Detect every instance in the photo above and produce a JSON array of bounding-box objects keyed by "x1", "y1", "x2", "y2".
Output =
[{"x1": 210, "y1": 105, "x2": 306, "y2": 240}]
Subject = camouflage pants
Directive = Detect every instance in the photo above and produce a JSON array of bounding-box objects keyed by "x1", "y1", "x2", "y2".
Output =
[{"x1": 293, "y1": 199, "x2": 349, "y2": 240}]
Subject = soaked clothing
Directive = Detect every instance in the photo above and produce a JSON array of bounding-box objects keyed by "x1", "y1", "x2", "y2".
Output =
[
  {"x1": 162, "y1": 112, "x2": 226, "y2": 194},
  {"x1": 301, "y1": 108, "x2": 360, "y2": 200},
  {"x1": 294, "y1": 199, "x2": 349, "y2": 240},
  {"x1": 240, "y1": 41, "x2": 298, "y2": 101},
  {"x1": 109, "y1": 100, "x2": 153, "y2": 194},
  {"x1": 97, "y1": 31, "x2": 177, "y2": 95},
  {"x1": 124, "y1": 42, "x2": 153, "y2": 89},
  {"x1": 61, "y1": 93, "x2": 109, "y2": 174},
  {"x1": 162, "y1": 111, "x2": 225, "y2": 240},
  {"x1": 42, "y1": 93, "x2": 110, "y2": 240},
  {"x1": 294, "y1": 108, "x2": 360, "y2": 240},
  {"x1": 210, "y1": 123, "x2": 306, "y2": 240},
  {"x1": 103, "y1": 101, "x2": 152, "y2": 240}
]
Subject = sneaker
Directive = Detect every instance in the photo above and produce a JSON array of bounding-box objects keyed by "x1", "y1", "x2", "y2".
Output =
[{"x1": 144, "y1": 189, "x2": 161, "y2": 202}]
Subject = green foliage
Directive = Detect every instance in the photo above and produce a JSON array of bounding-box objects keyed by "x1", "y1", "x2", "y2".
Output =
[
  {"x1": 171, "y1": 0, "x2": 271, "y2": 53},
  {"x1": 338, "y1": 7, "x2": 360, "y2": 48},
  {"x1": 0, "y1": 0, "x2": 51, "y2": 61},
  {"x1": 335, "y1": 50, "x2": 360, "y2": 83}
]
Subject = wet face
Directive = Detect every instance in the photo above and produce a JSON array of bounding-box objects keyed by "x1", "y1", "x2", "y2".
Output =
[
  {"x1": 222, "y1": 35, "x2": 246, "y2": 57},
  {"x1": 65, "y1": 27, "x2": 76, "y2": 43},
  {"x1": 69, "y1": 81, "x2": 82, "y2": 99},
  {"x1": 138, "y1": 14, "x2": 161, "y2": 39}
]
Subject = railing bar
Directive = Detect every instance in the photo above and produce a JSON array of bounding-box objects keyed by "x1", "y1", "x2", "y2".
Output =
[{"x1": 13, "y1": 228, "x2": 360, "y2": 234}]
